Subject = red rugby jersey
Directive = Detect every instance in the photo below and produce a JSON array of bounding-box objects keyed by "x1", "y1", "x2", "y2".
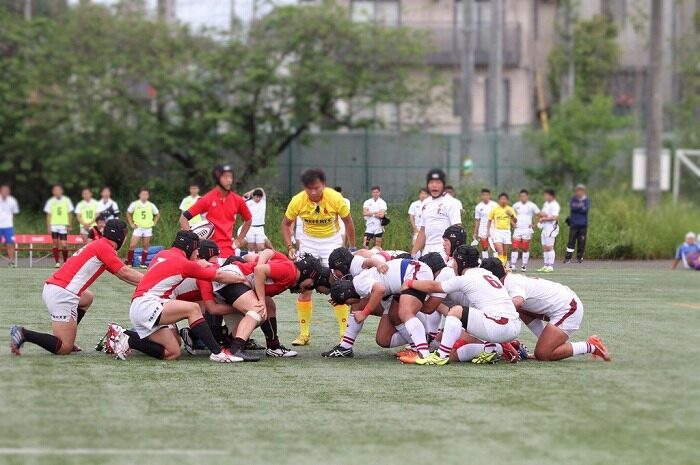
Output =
[{"x1": 132, "y1": 248, "x2": 217, "y2": 300}]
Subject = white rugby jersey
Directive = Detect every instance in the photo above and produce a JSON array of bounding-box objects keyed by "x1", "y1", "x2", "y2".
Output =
[
  {"x1": 408, "y1": 200, "x2": 421, "y2": 217},
  {"x1": 503, "y1": 274, "x2": 576, "y2": 316},
  {"x1": 352, "y1": 259, "x2": 429, "y2": 298},
  {"x1": 513, "y1": 201, "x2": 540, "y2": 229},
  {"x1": 540, "y1": 200, "x2": 560, "y2": 225},
  {"x1": 433, "y1": 265, "x2": 456, "y2": 303},
  {"x1": 474, "y1": 200, "x2": 498, "y2": 234},
  {"x1": 441, "y1": 268, "x2": 518, "y2": 319},
  {"x1": 417, "y1": 194, "x2": 462, "y2": 248},
  {"x1": 246, "y1": 197, "x2": 266, "y2": 226},
  {"x1": 363, "y1": 197, "x2": 387, "y2": 234}
]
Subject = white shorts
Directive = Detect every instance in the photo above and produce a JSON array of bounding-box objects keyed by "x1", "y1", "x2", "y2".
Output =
[
  {"x1": 243, "y1": 225, "x2": 267, "y2": 244},
  {"x1": 130, "y1": 295, "x2": 168, "y2": 338},
  {"x1": 513, "y1": 228, "x2": 533, "y2": 241},
  {"x1": 50, "y1": 225, "x2": 68, "y2": 235},
  {"x1": 491, "y1": 229, "x2": 512, "y2": 245},
  {"x1": 547, "y1": 296, "x2": 583, "y2": 337},
  {"x1": 540, "y1": 224, "x2": 559, "y2": 246},
  {"x1": 42, "y1": 283, "x2": 80, "y2": 322},
  {"x1": 132, "y1": 227, "x2": 153, "y2": 238},
  {"x1": 298, "y1": 233, "x2": 343, "y2": 267},
  {"x1": 465, "y1": 307, "x2": 521, "y2": 343}
]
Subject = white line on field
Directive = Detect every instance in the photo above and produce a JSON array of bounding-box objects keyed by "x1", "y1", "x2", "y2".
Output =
[{"x1": 0, "y1": 448, "x2": 226, "y2": 456}]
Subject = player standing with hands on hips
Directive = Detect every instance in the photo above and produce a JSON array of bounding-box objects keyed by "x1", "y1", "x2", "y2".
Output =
[
  {"x1": 564, "y1": 184, "x2": 589, "y2": 264},
  {"x1": 281, "y1": 168, "x2": 356, "y2": 345}
]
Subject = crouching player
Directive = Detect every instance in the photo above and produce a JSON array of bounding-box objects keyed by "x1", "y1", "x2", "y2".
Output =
[
  {"x1": 112, "y1": 231, "x2": 250, "y2": 362},
  {"x1": 10, "y1": 220, "x2": 142, "y2": 355},
  {"x1": 480, "y1": 258, "x2": 610, "y2": 361},
  {"x1": 404, "y1": 245, "x2": 522, "y2": 365}
]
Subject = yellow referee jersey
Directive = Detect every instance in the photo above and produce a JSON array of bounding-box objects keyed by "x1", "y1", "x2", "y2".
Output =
[
  {"x1": 488, "y1": 205, "x2": 516, "y2": 230},
  {"x1": 285, "y1": 188, "x2": 350, "y2": 238}
]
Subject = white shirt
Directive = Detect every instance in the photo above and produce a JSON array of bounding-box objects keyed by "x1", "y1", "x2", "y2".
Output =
[
  {"x1": 246, "y1": 196, "x2": 267, "y2": 226},
  {"x1": 441, "y1": 268, "x2": 518, "y2": 319},
  {"x1": 408, "y1": 200, "x2": 421, "y2": 218},
  {"x1": 474, "y1": 200, "x2": 498, "y2": 235},
  {"x1": 352, "y1": 259, "x2": 424, "y2": 298},
  {"x1": 540, "y1": 200, "x2": 561, "y2": 226},
  {"x1": 96, "y1": 198, "x2": 120, "y2": 220},
  {"x1": 0, "y1": 195, "x2": 19, "y2": 228},
  {"x1": 363, "y1": 197, "x2": 388, "y2": 234},
  {"x1": 447, "y1": 193, "x2": 464, "y2": 212},
  {"x1": 513, "y1": 201, "x2": 540, "y2": 230},
  {"x1": 418, "y1": 194, "x2": 462, "y2": 248},
  {"x1": 503, "y1": 274, "x2": 576, "y2": 316},
  {"x1": 433, "y1": 265, "x2": 456, "y2": 302}
]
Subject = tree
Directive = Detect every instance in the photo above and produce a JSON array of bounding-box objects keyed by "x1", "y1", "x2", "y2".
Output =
[{"x1": 674, "y1": 10, "x2": 700, "y2": 148}]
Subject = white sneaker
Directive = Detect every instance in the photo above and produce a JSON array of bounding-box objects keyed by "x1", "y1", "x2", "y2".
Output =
[
  {"x1": 106, "y1": 323, "x2": 130, "y2": 360},
  {"x1": 210, "y1": 347, "x2": 243, "y2": 363},
  {"x1": 520, "y1": 266, "x2": 527, "y2": 272},
  {"x1": 265, "y1": 345, "x2": 298, "y2": 357}
]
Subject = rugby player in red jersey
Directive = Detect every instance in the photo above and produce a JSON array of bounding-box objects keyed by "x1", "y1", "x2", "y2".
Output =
[{"x1": 10, "y1": 220, "x2": 142, "y2": 356}]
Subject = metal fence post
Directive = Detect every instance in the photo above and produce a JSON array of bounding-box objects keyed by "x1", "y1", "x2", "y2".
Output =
[{"x1": 364, "y1": 127, "x2": 370, "y2": 194}]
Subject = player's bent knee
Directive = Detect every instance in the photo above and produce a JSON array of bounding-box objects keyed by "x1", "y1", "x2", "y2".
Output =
[
  {"x1": 534, "y1": 346, "x2": 555, "y2": 361},
  {"x1": 245, "y1": 310, "x2": 262, "y2": 326}
]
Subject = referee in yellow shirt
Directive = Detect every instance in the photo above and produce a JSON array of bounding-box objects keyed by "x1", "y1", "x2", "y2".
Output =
[
  {"x1": 486, "y1": 192, "x2": 517, "y2": 266},
  {"x1": 282, "y1": 168, "x2": 356, "y2": 345}
]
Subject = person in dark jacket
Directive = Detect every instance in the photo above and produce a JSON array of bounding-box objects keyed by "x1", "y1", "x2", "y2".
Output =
[{"x1": 564, "y1": 184, "x2": 589, "y2": 263}]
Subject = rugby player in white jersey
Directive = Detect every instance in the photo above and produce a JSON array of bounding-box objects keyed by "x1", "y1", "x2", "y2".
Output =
[
  {"x1": 537, "y1": 189, "x2": 560, "y2": 273},
  {"x1": 472, "y1": 188, "x2": 498, "y2": 259},
  {"x1": 480, "y1": 258, "x2": 610, "y2": 361},
  {"x1": 408, "y1": 188, "x2": 428, "y2": 246},
  {"x1": 404, "y1": 245, "x2": 522, "y2": 365},
  {"x1": 411, "y1": 169, "x2": 462, "y2": 260},
  {"x1": 511, "y1": 189, "x2": 540, "y2": 272}
]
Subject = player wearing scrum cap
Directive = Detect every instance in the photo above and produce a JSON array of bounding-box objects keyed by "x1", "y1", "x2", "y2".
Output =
[
  {"x1": 411, "y1": 169, "x2": 462, "y2": 261},
  {"x1": 281, "y1": 168, "x2": 356, "y2": 346},
  {"x1": 10, "y1": 220, "x2": 143, "y2": 356},
  {"x1": 404, "y1": 245, "x2": 522, "y2": 366},
  {"x1": 111, "y1": 231, "x2": 250, "y2": 362},
  {"x1": 480, "y1": 258, "x2": 610, "y2": 361}
]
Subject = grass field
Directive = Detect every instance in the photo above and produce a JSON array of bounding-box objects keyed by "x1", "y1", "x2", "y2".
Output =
[{"x1": 1, "y1": 261, "x2": 699, "y2": 465}]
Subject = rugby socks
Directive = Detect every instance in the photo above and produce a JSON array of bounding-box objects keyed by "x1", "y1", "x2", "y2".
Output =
[
  {"x1": 62, "y1": 249, "x2": 68, "y2": 262},
  {"x1": 438, "y1": 315, "x2": 462, "y2": 358},
  {"x1": 52, "y1": 247, "x2": 59, "y2": 263},
  {"x1": 544, "y1": 251, "x2": 555, "y2": 267},
  {"x1": 77, "y1": 308, "x2": 86, "y2": 324},
  {"x1": 511, "y1": 252, "x2": 519, "y2": 267},
  {"x1": 481, "y1": 250, "x2": 489, "y2": 259},
  {"x1": 127, "y1": 335, "x2": 164, "y2": 359},
  {"x1": 127, "y1": 250, "x2": 135, "y2": 266},
  {"x1": 140, "y1": 249, "x2": 148, "y2": 267},
  {"x1": 404, "y1": 317, "x2": 429, "y2": 357},
  {"x1": 22, "y1": 328, "x2": 62, "y2": 354},
  {"x1": 526, "y1": 319, "x2": 546, "y2": 337},
  {"x1": 426, "y1": 311, "x2": 442, "y2": 342},
  {"x1": 456, "y1": 343, "x2": 503, "y2": 362},
  {"x1": 260, "y1": 317, "x2": 280, "y2": 349},
  {"x1": 189, "y1": 318, "x2": 221, "y2": 354},
  {"x1": 333, "y1": 304, "x2": 349, "y2": 339},
  {"x1": 522, "y1": 252, "x2": 530, "y2": 267},
  {"x1": 296, "y1": 300, "x2": 312, "y2": 337},
  {"x1": 394, "y1": 323, "x2": 414, "y2": 349},
  {"x1": 339, "y1": 317, "x2": 364, "y2": 349},
  {"x1": 389, "y1": 331, "x2": 410, "y2": 348},
  {"x1": 229, "y1": 337, "x2": 246, "y2": 353},
  {"x1": 571, "y1": 341, "x2": 594, "y2": 356}
]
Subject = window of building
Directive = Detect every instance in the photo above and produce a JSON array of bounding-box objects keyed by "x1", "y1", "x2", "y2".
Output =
[
  {"x1": 351, "y1": 0, "x2": 400, "y2": 26},
  {"x1": 484, "y1": 77, "x2": 510, "y2": 129}
]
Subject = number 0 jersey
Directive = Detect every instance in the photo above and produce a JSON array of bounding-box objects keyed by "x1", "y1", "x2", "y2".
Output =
[{"x1": 441, "y1": 268, "x2": 518, "y2": 319}]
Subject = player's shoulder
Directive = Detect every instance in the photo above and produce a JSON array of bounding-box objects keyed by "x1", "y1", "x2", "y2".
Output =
[{"x1": 323, "y1": 187, "x2": 344, "y2": 202}]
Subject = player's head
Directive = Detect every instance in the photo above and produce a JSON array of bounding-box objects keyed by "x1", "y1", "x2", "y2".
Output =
[
  {"x1": 291, "y1": 253, "x2": 323, "y2": 293},
  {"x1": 544, "y1": 189, "x2": 555, "y2": 201},
  {"x1": 371, "y1": 186, "x2": 381, "y2": 200},
  {"x1": 426, "y1": 169, "x2": 446, "y2": 198},
  {"x1": 315, "y1": 267, "x2": 334, "y2": 295},
  {"x1": 480, "y1": 188, "x2": 491, "y2": 202},
  {"x1": 52, "y1": 184, "x2": 63, "y2": 198},
  {"x1": 0, "y1": 184, "x2": 10, "y2": 197},
  {"x1": 480, "y1": 257, "x2": 506, "y2": 280},
  {"x1": 328, "y1": 247, "x2": 353, "y2": 278},
  {"x1": 686, "y1": 232, "x2": 696, "y2": 244},
  {"x1": 445, "y1": 185, "x2": 455, "y2": 196},
  {"x1": 100, "y1": 186, "x2": 111, "y2": 199},
  {"x1": 138, "y1": 188, "x2": 149, "y2": 202},
  {"x1": 300, "y1": 168, "x2": 326, "y2": 203},
  {"x1": 330, "y1": 279, "x2": 360, "y2": 305},
  {"x1": 189, "y1": 184, "x2": 199, "y2": 196},
  {"x1": 453, "y1": 245, "x2": 480, "y2": 275},
  {"x1": 103, "y1": 219, "x2": 128, "y2": 250},
  {"x1": 212, "y1": 164, "x2": 234, "y2": 192},
  {"x1": 198, "y1": 239, "x2": 220, "y2": 262},
  {"x1": 498, "y1": 192, "x2": 509, "y2": 206},
  {"x1": 519, "y1": 189, "x2": 529, "y2": 202},
  {"x1": 252, "y1": 189, "x2": 264, "y2": 202},
  {"x1": 442, "y1": 224, "x2": 466, "y2": 257},
  {"x1": 82, "y1": 187, "x2": 92, "y2": 200},
  {"x1": 418, "y1": 188, "x2": 428, "y2": 201},
  {"x1": 172, "y1": 230, "x2": 200, "y2": 259},
  {"x1": 419, "y1": 252, "x2": 447, "y2": 276},
  {"x1": 95, "y1": 213, "x2": 107, "y2": 229},
  {"x1": 575, "y1": 184, "x2": 587, "y2": 198}
]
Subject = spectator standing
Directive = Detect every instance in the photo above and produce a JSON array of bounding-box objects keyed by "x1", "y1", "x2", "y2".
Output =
[
  {"x1": 96, "y1": 187, "x2": 120, "y2": 220},
  {"x1": 44, "y1": 184, "x2": 74, "y2": 268},
  {"x1": 362, "y1": 186, "x2": 387, "y2": 249},
  {"x1": 564, "y1": 184, "x2": 590, "y2": 263},
  {"x1": 0, "y1": 184, "x2": 19, "y2": 267},
  {"x1": 75, "y1": 187, "x2": 100, "y2": 243},
  {"x1": 408, "y1": 188, "x2": 428, "y2": 246},
  {"x1": 126, "y1": 188, "x2": 160, "y2": 268},
  {"x1": 179, "y1": 184, "x2": 202, "y2": 225}
]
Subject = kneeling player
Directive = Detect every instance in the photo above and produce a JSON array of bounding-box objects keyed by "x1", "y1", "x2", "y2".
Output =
[
  {"x1": 10, "y1": 220, "x2": 142, "y2": 355},
  {"x1": 480, "y1": 258, "x2": 610, "y2": 361},
  {"x1": 116, "y1": 231, "x2": 250, "y2": 362},
  {"x1": 405, "y1": 245, "x2": 522, "y2": 365}
]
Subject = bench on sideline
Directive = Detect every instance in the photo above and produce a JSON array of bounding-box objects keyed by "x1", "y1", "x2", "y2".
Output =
[{"x1": 12, "y1": 234, "x2": 85, "y2": 268}]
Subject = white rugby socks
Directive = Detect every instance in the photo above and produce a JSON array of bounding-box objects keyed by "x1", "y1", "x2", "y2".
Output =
[
  {"x1": 522, "y1": 252, "x2": 530, "y2": 267},
  {"x1": 437, "y1": 315, "x2": 462, "y2": 358},
  {"x1": 510, "y1": 251, "x2": 519, "y2": 267},
  {"x1": 571, "y1": 341, "x2": 594, "y2": 356},
  {"x1": 404, "y1": 317, "x2": 429, "y2": 357},
  {"x1": 339, "y1": 317, "x2": 364, "y2": 349},
  {"x1": 456, "y1": 343, "x2": 503, "y2": 362}
]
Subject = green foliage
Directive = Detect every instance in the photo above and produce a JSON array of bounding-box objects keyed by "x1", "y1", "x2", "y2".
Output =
[
  {"x1": 548, "y1": 14, "x2": 621, "y2": 103},
  {"x1": 525, "y1": 95, "x2": 635, "y2": 189},
  {"x1": 0, "y1": 1, "x2": 435, "y2": 208},
  {"x1": 673, "y1": 10, "x2": 700, "y2": 148}
]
